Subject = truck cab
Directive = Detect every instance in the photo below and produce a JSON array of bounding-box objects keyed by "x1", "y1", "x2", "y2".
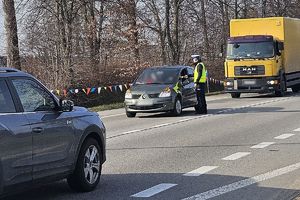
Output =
[{"x1": 224, "y1": 35, "x2": 284, "y2": 98}]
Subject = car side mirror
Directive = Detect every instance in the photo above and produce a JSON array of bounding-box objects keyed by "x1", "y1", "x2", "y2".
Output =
[
  {"x1": 182, "y1": 79, "x2": 189, "y2": 86},
  {"x1": 59, "y1": 99, "x2": 74, "y2": 112}
]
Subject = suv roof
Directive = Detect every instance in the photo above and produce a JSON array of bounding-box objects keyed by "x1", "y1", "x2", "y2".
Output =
[{"x1": 0, "y1": 67, "x2": 31, "y2": 78}]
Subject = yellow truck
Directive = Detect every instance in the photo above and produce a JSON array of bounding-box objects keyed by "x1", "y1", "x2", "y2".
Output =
[{"x1": 224, "y1": 17, "x2": 300, "y2": 98}]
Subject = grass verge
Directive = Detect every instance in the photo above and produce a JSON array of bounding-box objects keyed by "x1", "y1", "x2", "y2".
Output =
[{"x1": 89, "y1": 102, "x2": 124, "y2": 112}]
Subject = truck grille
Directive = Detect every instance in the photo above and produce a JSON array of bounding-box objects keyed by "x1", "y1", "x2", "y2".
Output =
[{"x1": 235, "y1": 65, "x2": 265, "y2": 76}]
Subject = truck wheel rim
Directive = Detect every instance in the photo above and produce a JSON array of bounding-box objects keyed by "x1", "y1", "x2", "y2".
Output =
[
  {"x1": 84, "y1": 145, "x2": 100, "y2": 184},
  {"x1": 176, "y1": 100, "x2": 181, "y2": 114}
]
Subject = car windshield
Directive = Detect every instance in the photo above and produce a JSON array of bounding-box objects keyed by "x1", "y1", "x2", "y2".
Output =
[
  {"x1": 227, "y1": 41, "x2": 275, "y2": 59},
  {"x1": 135, "y1": 68, "x2": 180, "y2": 85}
]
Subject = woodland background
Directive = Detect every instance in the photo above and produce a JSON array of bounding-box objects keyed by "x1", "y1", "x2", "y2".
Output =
[{"x1": 2, "y1": 0, "x2": 300, "y2": 105}]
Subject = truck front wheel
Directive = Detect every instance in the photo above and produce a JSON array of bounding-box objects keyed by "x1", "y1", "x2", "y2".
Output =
[{"x1": 275, "y1": 74, "x2": 286, "y2": 97}]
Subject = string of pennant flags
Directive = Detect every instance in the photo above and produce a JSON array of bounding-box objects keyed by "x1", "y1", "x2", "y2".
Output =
[
  {"x1": 50, "y1": 78, "x2": 224, "y2": 97},
  {"x1": 51, "y1": 83, "x2": 133, "y2": 97}
]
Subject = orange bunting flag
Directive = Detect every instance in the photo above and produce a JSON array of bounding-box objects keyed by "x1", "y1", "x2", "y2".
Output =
[{"x1": 86, "y1": 88, "x2": 91, "y2": 95}]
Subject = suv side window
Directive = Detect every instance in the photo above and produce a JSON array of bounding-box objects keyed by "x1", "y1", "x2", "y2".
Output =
[
  {"x1": 12, "y1": 79, "x2": 56, "y2": 112},
  {"x1": 0, "y1": 80, "x2": 16, "y2": 113}
]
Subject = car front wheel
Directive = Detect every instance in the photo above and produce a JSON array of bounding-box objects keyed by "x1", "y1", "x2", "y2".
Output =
[
  {"x1": 126, "y1": 111, "x2": 136, "y2": 118},
  {"x1": 67, "y1": 138, "x2": 102, "y2": 192},
  {"x1": 172, "y1": 97, "x2": 182, "y2": 116}
]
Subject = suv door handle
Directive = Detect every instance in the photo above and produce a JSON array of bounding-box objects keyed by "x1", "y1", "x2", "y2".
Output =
[{"x1": 32, "y1": 127, "x2": 44, "y2": 133}]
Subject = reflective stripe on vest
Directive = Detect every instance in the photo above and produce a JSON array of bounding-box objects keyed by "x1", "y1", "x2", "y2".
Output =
[{"x1": 194, "y1": 63, "x2": 207, "y2": 83}]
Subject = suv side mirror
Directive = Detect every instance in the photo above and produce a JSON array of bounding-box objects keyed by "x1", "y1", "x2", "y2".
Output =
[{"x1": 59, "y1": 99, "x2": 74, "y2": 112}]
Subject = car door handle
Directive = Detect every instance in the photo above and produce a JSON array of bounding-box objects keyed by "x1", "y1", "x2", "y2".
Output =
[{"x1": 32, "y1": 127, "x2": 44, "y2": 133}]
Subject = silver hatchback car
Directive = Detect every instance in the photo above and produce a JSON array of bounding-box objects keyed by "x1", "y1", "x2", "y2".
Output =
[
  {"x1": 0, "y1": 68, "x2": 106, "y2": 197},
  {"x1": 124, "y1": 66, "x2": 198, "y2": 117}
]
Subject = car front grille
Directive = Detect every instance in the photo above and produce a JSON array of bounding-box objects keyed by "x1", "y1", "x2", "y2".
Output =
[
  {"x1": 129, "y1": 104, "x2": 164, "y2": 110},
  {"x1": 132, "y1": 94, "x2": 141, "y2": 99},
  {"x1": 148, "y1": 93, "x2": 160, "y2": 98}
]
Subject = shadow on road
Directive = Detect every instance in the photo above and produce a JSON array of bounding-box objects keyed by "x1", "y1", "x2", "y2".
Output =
[{"x1": 2, "y1": 172, "x2": 299, "y2": 200}]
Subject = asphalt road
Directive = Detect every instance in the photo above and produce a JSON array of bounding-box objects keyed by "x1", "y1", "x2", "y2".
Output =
[{"x1": 4, "y1": 92, "x2": 300, "y2": 200}]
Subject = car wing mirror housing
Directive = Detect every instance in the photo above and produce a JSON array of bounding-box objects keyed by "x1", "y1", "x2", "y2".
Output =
[{"x1": 59, "y1": 99, "x2": 74, "y2": 112}]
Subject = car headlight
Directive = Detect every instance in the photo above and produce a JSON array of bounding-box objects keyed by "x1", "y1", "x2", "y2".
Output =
[
  {"x1": 125, "y1": 90, "x2": 132, "y2": 99},
  {"x1": 159, "y1": 87, "x2": 171, "y2": 98}
]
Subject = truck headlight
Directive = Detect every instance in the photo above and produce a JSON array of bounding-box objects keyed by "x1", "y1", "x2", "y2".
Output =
[
  {"x1": 225, "y1": 81, "x2": 233, "y2": 86},
  {"x1": 267, "y1": 80, "x2": 278, "y2": 85},
  {"x1": 125, "y1": 90, "x2": 132, "y2": 99},
  {"x1": 159, "y1": 87, "x2": 171, "y2": 98}
]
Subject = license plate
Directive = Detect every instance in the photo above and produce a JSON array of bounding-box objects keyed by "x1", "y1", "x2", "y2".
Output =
[{"x1": 243, "y1": 80, "x2": 256, "y2": 85}]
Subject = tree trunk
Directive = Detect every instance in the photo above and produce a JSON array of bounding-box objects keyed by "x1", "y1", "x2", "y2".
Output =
[
  {"x1": 2, "y1": 0, "x2": 21, "y2": 69},
  {"x1": 200, "y1": 0, "x2": 209, "y2": 59}
]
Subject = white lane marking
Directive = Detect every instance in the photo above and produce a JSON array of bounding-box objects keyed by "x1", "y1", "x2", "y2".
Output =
[
  {"x1": 222, "y1": 152, "x2": 251, "y2": 161},
  {"x1": 108, "y1": 97, "x2": 293, "y2": 140},
  {"x1": 184, "y1": 166, "x2": 219, "y2": 177},
  {"x1": 131, "y1": 183, "x2": 177, "y2": 198},
  {"x1": 275, "y1": 134, "x2": 295, "y2": 140},
  {"x1": 101, "y1": 113, "x2": 124, "y2": 119},
  {"x1": 293, "y1": 128, "x2": 300, "y2": 132},
  {"x1": 182, "y1": 161, "x2": 300, "y2": 200},
  {"x1": 251, "y1": 142, "x2": 275, "y2": 149}
]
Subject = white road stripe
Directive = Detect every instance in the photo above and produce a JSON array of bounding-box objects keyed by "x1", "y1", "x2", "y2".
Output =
[
  {"x1": 131, "y1": 183, "x2": 177, "y2": 198},
  {"x1": 101, "y1": 113, "x2": 124, "y2": 119},
  {"x1": 293, "y1": 128, "x2": 300, "y2": 132},
  {"x1": 184, "y1": 166, "x2": 219, "y2": 177},
  {"x1": 222, "y1": 152, "x2": 251, "y2": 161},
  {"x1": 108, "y1": 97, "x2": 293, "y2": 140},
  {"x1": 275, "y1": 134, "x2": 295, "y2": 140},
  {"x1": 251, "y1": 142, "x2": 275, "y2": 149},
  {"x1": 182, "y1": 161, "x2": 300, "y2": 200}
]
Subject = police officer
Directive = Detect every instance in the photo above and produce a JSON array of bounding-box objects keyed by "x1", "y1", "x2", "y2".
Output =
[{"x1": 192, "y1": 55, "x2": 207, "y2": 114}]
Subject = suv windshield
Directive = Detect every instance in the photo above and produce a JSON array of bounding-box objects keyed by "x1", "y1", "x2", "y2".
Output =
[
  {"x1": 227, "y1": 41, "x2": 275, "y2": 59},
  {"x1": 135, "y1": 68, "x2": 180, "y2": 85}
]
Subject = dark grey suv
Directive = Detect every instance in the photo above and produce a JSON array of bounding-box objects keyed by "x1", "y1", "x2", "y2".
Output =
[{"x1": 0, "y1": 68, "x2": 106, "y2": 196}]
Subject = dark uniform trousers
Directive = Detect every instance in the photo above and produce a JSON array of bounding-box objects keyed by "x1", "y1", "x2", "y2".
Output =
[{"x1": 196, "y1": 83, "x2": 207, "y2": 114}]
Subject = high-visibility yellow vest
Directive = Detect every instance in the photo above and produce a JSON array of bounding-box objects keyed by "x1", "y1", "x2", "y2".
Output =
[{"x1": 194, "y1": 63, "x2": 207, "y2": 83}]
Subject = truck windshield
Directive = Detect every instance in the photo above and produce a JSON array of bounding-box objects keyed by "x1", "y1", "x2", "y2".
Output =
[
  {"x1": 227, "y1": 41, "x2": 275, "y2": 60},
  {"x1": 135, "y1": 68, "x2": 180, "y2": 85}
]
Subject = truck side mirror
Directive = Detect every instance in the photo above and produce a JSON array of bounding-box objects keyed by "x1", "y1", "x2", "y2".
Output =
[{"x1": 277, "y1": 42, "x2": 284, "y2": 51}]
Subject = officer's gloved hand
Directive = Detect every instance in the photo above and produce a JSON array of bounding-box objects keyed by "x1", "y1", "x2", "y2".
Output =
[{"x1": 194, "y1": 83, "x2": 198, "y2": 89}]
